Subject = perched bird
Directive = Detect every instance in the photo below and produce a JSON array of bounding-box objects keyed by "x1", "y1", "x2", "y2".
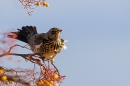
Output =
[{"x1": 8, "y1": 26, "x2": 67, "y2": 72}]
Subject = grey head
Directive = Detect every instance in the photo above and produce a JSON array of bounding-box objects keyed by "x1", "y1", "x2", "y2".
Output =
[{"x1": 46, "y1": 27, "x2": 62, "y2": 40}]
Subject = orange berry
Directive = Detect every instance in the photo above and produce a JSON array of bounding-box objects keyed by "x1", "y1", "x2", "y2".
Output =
[
  {"x1": 54, "y1": 74, "x2": 59, "y2": 79},
  {"x1": 45, "y1": 3, "x2": 49, "y2": 7},
  {"x1": 6, "y1": 81, "x2": 9, "y2": 85},
  {"x1": 37, "y1": 83, "x2": 42, "y2": 86},
  {"x1": 0, "y1": 67, "x2": 5, "y2": 75},
  {"x1": 43, "y1": 2, "x2": 47, "y2": 6},
  {"x1": 54, "y1": 84, "x2": 59, "y2": 86},
  {"x1": 37, "y1": 81, "x2": 43, "y2": 86},
  {"x1": 43, "y1": 80, "x2": 48, "y2": 84},
  {"x1": 10, "y1": 81, "x2": 14, "y2": 84},
  {"x1": 41, "y1": 70, "x2": 44, "y2": 74},
  {"x1": 46, "y1": 82, "x2": 51, "y2": 86},
  {"x1": 0, "y1": 70, "x2": 4, "y2": 75},
  {"x1": 49, "y1": 80, "x2": 53, "y2": 84},
  {"x1": 36, "y1": 2, "x2": 41, "y2": 6},
  {"x1": 1, "y1": 75, "x2": 7, "y2": 81},
  {"x1": 39, "y1": 80, "x2": 43, "y2": 84},
  {"x1": 48, "y1": 83, "x2": 52, "y2": 86}
]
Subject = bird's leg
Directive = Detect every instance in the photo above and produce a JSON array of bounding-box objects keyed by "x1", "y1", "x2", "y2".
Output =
[
  {"x1": 50, "y1": 59, "x2": 60, "y2": 75},
  {"x1": 39, "y1": 56, "x2": 45, "y2": 63},
  {"x1": 38, "y1": 56, "x2": 47, "y2": 73}
]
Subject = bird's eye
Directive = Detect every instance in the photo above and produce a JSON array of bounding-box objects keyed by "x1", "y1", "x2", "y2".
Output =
[{"x1": 51, "y1": 31, "x2": 56, "y2": 34}]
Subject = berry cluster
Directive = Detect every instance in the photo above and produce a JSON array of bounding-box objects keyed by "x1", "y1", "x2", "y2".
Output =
[
  {"x1": 36, "y1": 65, "x2": 65, "y2": 86},
  {"x1": 19, "y1": 0, "x2": 49, "y2": 15}
]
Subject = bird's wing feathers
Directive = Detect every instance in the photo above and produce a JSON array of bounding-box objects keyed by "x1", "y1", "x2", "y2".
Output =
[
  {"x1": 34, "y1": 34, "x2": 46, "y2": 45},
  {"x1": 28, "y1": 33, "x2": 46, "y2": 45},
  {"x1": 28, "y1": 33, "x2": 48, "y2": 52}
]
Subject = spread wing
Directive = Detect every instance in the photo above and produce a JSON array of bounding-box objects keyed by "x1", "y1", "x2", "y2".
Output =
[{"x1": 28, "y1": 33, "x2": 48, "y2": 52}]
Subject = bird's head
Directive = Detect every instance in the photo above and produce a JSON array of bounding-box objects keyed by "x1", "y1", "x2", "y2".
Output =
[{"x1": 47, "y1": 27, "x2": 62, "y2": 40}]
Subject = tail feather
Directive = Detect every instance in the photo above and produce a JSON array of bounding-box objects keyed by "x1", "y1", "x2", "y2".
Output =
[{"x1": 8, "y1": 26, "x2": 38, "y2": 43}]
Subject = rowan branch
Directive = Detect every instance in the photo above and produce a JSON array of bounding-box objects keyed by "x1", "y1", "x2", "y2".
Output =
[{"x1": 0, "y1": 44, "x2": 46, "y2": 70}]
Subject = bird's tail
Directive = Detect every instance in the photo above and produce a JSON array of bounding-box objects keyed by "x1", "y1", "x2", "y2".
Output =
[{"x1": 8, "y1": 26, "x2": 37, "y2": 43}]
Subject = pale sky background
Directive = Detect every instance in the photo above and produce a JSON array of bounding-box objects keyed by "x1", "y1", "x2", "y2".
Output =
[{"x1": 0, "y1": 0, "x2": 130, "y2": 86}]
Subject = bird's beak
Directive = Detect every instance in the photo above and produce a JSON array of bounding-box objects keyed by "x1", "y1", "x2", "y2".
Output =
[{"x1": 57, "y1": 29, "x2": 62, "y2": 33}]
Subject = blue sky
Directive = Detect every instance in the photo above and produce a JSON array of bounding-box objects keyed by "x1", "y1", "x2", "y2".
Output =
[{"x1": 0, "y1": 0, "x2": 130, "y2": 86}]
